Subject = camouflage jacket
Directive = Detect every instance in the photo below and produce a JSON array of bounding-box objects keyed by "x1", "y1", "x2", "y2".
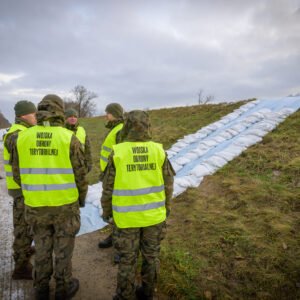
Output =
[
  {"x1": 101, "y1": 140, "x2": 175, "y2": 221},
  {"x1": 4, "y1": 118, "x2": 33, "y2": 198},
  {"x1": 65, "y1": 122, "x2": 93, "y2": 172},
  {"x1": 11, "y1": 116, "x2": 88, "y2": 224}
]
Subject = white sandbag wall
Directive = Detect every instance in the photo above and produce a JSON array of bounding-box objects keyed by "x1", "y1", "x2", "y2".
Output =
[{"x1": 168, "y1": 97, "x2": 300, "y2": 196}]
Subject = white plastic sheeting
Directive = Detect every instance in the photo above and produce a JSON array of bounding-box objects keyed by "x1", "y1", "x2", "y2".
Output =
[
  {"x1": 168, "y1": 97, "x2": 300, "y2": 196},
  {"x1": 2, "y1": 99, "x2": 300, "y2": 236},
  {"x1": 46, "y1": 97, "x2": 300, "y2": 235},
  {"x1": 0, "y1": 128, "x2": 8, "y2": 150}
]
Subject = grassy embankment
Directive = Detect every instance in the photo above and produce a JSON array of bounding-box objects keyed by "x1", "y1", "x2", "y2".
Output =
[
  {"x1": 159, "y1": 107, "x2": 300, "y2": 299},
  {"x1": 80, "y1": 101, "x2": 246, "y2": 184},
  {"x1": 81, "y1": 100, "x2": 300, "y2": 299}
]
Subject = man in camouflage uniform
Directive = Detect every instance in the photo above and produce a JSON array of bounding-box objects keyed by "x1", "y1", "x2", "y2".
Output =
[
  {"x1": 11, "y1": 94, "x2": 88, "y2": 300},
  {"x1": 65, "y1": 108, "x2": 93, "y2": 173},
  {"x1": 4, "y1": 100, "x2": 37, "y2": 280},
  {"x1": 98, "y1": 103, "x2": 124, "y2": 250},
  {"x1": 101, "y1": 110, "x2": 175, "y2": 300}
]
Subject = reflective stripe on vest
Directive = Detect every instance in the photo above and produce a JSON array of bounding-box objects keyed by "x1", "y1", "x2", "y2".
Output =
[
  {"x1": 17, "y1": 126, "x2": 79, "y2": 207},
  {"x1": 100, "y1": 123, "x2": 123, "y2": 172},
  {"x1": 76, "y1": 126, "x2": 86, "y2": 146},
  {"x1": 112, "y1": 141, "x2": 166, "y2": 228},
  {"x1": 113, "y1": 199, "x2": 165, "y2": 213},
  {"x1": 3, "y1": 124, "x2": 27, "y2": 190},
  {"x1": 113, "y1": 185, "x2": 164, "y2": 196}
]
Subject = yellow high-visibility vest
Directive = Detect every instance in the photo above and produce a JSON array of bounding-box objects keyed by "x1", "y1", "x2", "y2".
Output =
[
  {"x1": 17, "y1": 126, "x2": 79, "y2": 207},
  {"x1": 112, "y1": 141, "x2": 166, "y2": 228},
  {"x1": 75, "y1": 126, "x2": 86, "y2": 146},
  {"x1": 100, "y1": 123, "x2": 123, "y2": 172},
  {"x1": 3, "y1": 124, "x2": 27, "y2": 190}
]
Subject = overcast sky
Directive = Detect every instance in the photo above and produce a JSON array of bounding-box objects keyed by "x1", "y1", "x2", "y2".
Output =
[{"x1": 1, "y1": 0, "x2": 300, "y2": 122}]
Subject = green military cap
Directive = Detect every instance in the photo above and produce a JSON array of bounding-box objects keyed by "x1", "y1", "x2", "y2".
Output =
[
  {"x1": 105, "y1": 103, "x2": 124, "y2": 119},
  {"x1": 38, "y1": 94, "x2": 64, "y2": 115},
  {"x1": 65, "y1": 108, "x2": 78, "y2": 118},
  {"x1": 14, "y1": 100, "x2": 37, "y2": 117},
  {"x1": 123, "y1": 110, "x2": 151, "y2": 140}
]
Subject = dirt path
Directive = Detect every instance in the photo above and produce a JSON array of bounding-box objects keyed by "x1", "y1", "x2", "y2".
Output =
[{"x1": 0, "y1": 149, "x2": 118, "y2": 299}]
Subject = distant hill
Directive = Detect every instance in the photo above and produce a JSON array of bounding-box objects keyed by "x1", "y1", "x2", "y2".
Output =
[{"x1": 0, "y1": 112, "x2": 10, "y2": 129}]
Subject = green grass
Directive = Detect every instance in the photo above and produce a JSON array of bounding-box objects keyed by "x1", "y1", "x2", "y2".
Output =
[
  {"x1": 159, "y1": 108, "x2": 300, "y2": 299},
  {"x1": 80, "y1": 99, "x2": 300, "y2": 299},
  {"x1": 80, "y1": 101, "x2": 248, "y2": 184}
]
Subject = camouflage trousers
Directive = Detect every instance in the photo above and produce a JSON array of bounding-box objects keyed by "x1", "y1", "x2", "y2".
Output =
[
  {"x1": 12, "y1": 195, "x2": 33, "y2": 268},
  {"x1": 114, "y1": 221, "x2": 167, "y2": 300},
  {"x1": 31, "y1": 214, "x2": 80, "y2": 292}
]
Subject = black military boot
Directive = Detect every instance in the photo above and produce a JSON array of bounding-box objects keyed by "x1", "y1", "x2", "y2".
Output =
[
  {"x1": 35, "y1": 287, "x2": 49, "y2": 300},
  {"x1": 98, "y1": 234, "x2": 113, "y2": 248},
  {"x1": 26, "y1": 245, "x2": 36, "y2": 258},
  {"x1": 12, "y1": 262, "x2": 33, "y2": 280},
  {"x1": 55, "y1": 277, "x2": 79, "y2": 300},
  {"x1": 135, "y1": 285, "x2": 153, "y2": 300}
]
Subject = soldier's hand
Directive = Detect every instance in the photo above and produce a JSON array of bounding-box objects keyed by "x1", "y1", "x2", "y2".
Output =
[{"x1": 166, "y1": 208, "x2": 171, "y2": 217}]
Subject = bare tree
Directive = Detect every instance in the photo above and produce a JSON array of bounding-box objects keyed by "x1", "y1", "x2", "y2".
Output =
[
  {"x1": 64, "y1": 85, "x2": 98, "y2": 117},
  {"x1": 205, "y1": 94, "x2": 214, "y2": 103},
  {"x1": 198, "y1": 89, "x2": 204, "y2": 105},
  {"x1": 198, "y1": 89, "x2": 214, "y2": 105}
]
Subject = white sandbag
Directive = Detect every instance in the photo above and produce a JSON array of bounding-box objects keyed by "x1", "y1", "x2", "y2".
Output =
[
  {"x1": 217, "y1": 131, "x2": 234, "y2": 139},
  {"x1": 175, "y1": 156, "x2": 191, "y2": 166},
  {"x1": 231, "y1": 123, "x2": 247, "y2": 133},
  {"x1": 190, "y1": 148, "x2": 209, "y2": 157},
  {"x1": 210, "y1": 135, "x2": 226, "y2": 143},
  {"x1": 216, "y1": 150, "x2": 237, "y2": 161},
  {"x1": 185, "y1": 152, "x2": 199, "y2": 160},
  {"x1": 223, "y1": 145, "x2": 246, "y2": 156},
  {"x1": 279, "y1": 108, "x2": 296, "y2": 116},
  {"x1": 201, "y1": 139, "x2": 218, "y2": 147},
  {"x1": 92, "y1": 200, "x2": 100, "y2": 208},
  {"x1": 205, "y1": 155, "x2": 228, "y2": 168},
  {"x1": 173, "y1": 182, "x2": 186, "y2": 197},
  {"x1": 190, "y1": 164, "x2": 213, "y2": 178},
  {"x1": 194, "y1": 132, "x2": 208, "y2": 139},
  {"x1": 170, "y1": 161, "x2": 182, "y2": 173},
  {"x1": 166, "y1": 150, "x2": 177, "y2": 157},
  {"x1": 245, "y1": 128, "x2": 268, "y2": 137},
  {"x1": 234, "y1": 135, "x2": 262, "y2": 147}
]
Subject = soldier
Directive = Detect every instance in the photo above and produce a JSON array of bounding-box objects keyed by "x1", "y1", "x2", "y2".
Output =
[
  {"x1": 98, "y1": 103, "x2": 124, "y2": 250},
  {"x1": 11, "y1": 94, "x2": 88, "y2": 300},
  {"x1": 101, "y1": 110, "x2": 175, "y2": 300},
  {"x1": 3, "y1": 100, "x2": 37, "y2": 280},
  {"x1": 65, "y1": 108, "x2": 93, "y2": 173}
]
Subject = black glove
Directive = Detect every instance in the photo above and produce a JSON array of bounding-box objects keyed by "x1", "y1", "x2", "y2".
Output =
[{"x1": 102, "y1": 215, "x2": 111, "y2": 223}]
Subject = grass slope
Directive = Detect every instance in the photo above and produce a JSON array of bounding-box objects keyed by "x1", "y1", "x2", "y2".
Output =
[
  {"x1": 160, "y1": 108, "x2": 300, "y2": 299},
  {"x1": 80, "y1": 100, "x2": 300, "y2": 299},
  {"x1": 80, "y1": 101, "x2": 247, "y2": 184}
]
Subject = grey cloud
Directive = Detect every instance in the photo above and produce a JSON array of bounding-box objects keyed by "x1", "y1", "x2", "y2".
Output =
[{"x1": 1, "y1": 0, "x2": 300, "y2": 122}]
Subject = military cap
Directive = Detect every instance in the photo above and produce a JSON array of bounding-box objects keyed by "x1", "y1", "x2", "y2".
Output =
[
  {"x1": 65, "y1": 108, "x2": 78, "y2": 118},
  {"x1": 14, "y1": 100, "x2": 37, "y2": 117},
  {"x1": 38, "y1": 94, "x2": 64, "y2": 114},
  {"x1": 123, "y1": 110, "x2": 151, "y2": 140},
  {"x1": 105, "y1": 103, "x2": 124, "y2": 119}
]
